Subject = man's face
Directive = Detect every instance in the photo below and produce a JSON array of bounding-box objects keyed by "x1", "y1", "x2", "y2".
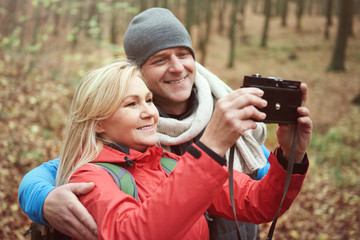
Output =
[{"x1": 141, "y1": 47, "x2": 196, "y2": 115}]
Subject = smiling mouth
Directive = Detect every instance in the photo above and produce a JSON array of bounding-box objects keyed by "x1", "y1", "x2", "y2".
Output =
[
  {"x1": 166, "y1": 77, "x2": 185, "y2": 84},
  {"x1": 137, "y1": 125, "x2": 154, "y2": 130}
]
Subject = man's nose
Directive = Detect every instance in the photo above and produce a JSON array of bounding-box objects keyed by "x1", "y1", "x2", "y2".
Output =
[{"x1": 168, "y1": 55, "x2": 184, "y2": 73}]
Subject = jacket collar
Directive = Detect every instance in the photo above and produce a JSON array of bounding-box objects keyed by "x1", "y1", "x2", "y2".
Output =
[
  {"x1": 104, "y1": 142, "x2": 130, "y2": 155},
  {"x1": 91, "y1": 144, "x2": 164, "y2": 165}
]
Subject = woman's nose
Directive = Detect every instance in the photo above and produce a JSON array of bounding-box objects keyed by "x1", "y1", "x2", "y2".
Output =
[{"x1": 140, "y1": 103, "x2": 157, "y2": 119}]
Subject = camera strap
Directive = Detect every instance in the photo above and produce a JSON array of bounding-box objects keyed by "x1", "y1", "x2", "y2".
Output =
[
  {"x1": 228, "y1": 144, "x2": 243, "y2": 240},
  {"x1": 229, "y1": 125, "x2": 299, "y2": 240}
]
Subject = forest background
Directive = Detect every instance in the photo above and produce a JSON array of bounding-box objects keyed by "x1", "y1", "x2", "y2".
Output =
[{"x1": 0, "y1": 0, "x2": 359, "y2": 239}]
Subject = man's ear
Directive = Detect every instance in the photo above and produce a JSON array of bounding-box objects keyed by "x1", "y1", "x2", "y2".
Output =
[{"x1": 95, "y1": 121, "x2": 105, "y2": 134}]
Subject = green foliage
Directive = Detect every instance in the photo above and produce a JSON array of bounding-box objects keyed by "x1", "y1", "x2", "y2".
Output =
[
  {"x1": 0, "y1": 7, "x2": 7, "y2": 15},
  {"x1": 0, "y1": 27, "x2": 21, "y2": 49},
  {"x1": 27, "y1": 42, "x2": 42, "y2": 53},
  {"x1": 87, "y1": 15, "x2": 101, "y2": 39},
  {"x1": 310, "y1": 107, "x2": 360, "y2": 188}
]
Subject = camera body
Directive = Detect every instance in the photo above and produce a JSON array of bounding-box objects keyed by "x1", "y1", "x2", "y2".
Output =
[{"x1": 242, "y1": 74, "x2": 302, "y2": 124}]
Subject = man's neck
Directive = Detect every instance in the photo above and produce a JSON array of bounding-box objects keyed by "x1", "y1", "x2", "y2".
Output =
[
  {"x1": 156, "y1": 100, "x2": 188, "y2": 116},
  {"x1": 155, "y1": 88, "x2": 198, "y2": 120}
]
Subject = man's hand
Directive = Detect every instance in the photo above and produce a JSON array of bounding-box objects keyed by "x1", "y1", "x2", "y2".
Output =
[
  {"x1": 200, "y1": 87, "x2": 267, "y2": 156},
  {"x1": 277, "y1": 83, "x2": 313, "y2": 163},
  {"x1": 43, "y1": 182, "x2": 98, "y2": 240}
]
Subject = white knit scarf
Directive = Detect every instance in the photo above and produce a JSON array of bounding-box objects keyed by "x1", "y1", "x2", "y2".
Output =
[{"x1": 157, "y1": 62, "x2": 267, "y2": 174}]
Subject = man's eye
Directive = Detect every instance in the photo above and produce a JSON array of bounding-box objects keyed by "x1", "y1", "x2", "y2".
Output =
[
  {"x1": 153, "y1": 58, "x2": 165, "y2": 64},
  {"x1": 179, "y1": 52, "x2": 189, "y2": 57}
]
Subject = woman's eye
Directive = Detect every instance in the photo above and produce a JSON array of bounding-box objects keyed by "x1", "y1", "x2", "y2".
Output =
[
  {"x1": 125, "y1": 102, "x2": 136, "y2": 107},
  {"x1": 146, "y1": 98, "x2": 153, "y2": 103}
]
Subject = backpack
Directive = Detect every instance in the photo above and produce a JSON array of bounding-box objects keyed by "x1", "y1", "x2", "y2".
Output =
[{"x1": 27, "y1": 156, "x2": 177, "y2": 239}]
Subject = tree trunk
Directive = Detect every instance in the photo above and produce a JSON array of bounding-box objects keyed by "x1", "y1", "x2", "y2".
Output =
[
  {"x1": 281, "y1": 0, "x2": 289, "y2": 27},
  {"x1": 296, "y1": 0, "x2": 304, "y2": 32},
  {"x1": 185, "y1": 0, "x2": 195, "y2": 34},
  {"x1": 19, "y1": 0, "x2": 28, "y2": 49},
  {"x1": 275, "y1": 0, "x2": 282, "y2": 16},
  {"x1": 252, "y1": 0, "x2": 260, "y2": 14},
  {"x1": 217, "y1": 0, "x2": 227, "y2": 35},
  {"x1": 26, "y1": 0, "x2": 42, "y2": 75},
  {"x1": 85, "y1": 0, "x2": 98, "y2": 37},
  {"x1": 239, "y1": 0, "x2": 247, "y2": 14},
  {"x1": 228, "y1": 0, "x2": 239, "y2": 68},
  {"x1": 307, "y1": 0, "x2": 314, "y2": 15},
  {"x1": 324, "y1": 0, "x2": 333, "y2": 39},
  {"x1": 261, "y1": 0, "x2": 271, "y2": 47},
  {"x1": 31, "y1": 1, "x2": 41, "y2": 47},
  {"x1": 110, "y1": 0, "x2": 118, "y2": 44},
  {"x1": 199, "y1": 0, "x2": 213, "y2": 65},
  {"x1": 52, "y1": 1, "x2": 61, "y2": 36},
  {"x1": 163, "y1": 0, "x2": 168, "y2": 8},
  {"x1": 2, "y1": 0, "x2": 18, "y2": 37},
  {"x1": 347, "y1": 0, "x2": 354, "y2": 37},
  {"x1": 328, "y1": 0, "x2": 351, "y2": 71},
  {"x1": 140, "y1": 0, "x2": 148, "y2": 12},
  {"x1": 71, "y1": 2, "x2": 84, "y2": 49}
]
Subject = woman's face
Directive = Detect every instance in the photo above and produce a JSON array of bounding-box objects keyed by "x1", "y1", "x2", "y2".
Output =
[{"x1": 96, "y1": 76, "x2": 159, "y2": 152}]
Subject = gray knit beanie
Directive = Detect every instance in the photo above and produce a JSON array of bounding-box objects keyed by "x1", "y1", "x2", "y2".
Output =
[{"x1": 124, "y1": 8, "x2": 195, "y2": 67}]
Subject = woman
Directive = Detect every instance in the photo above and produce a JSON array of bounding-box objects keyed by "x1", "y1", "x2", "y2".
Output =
[{"x1": 56, "y1": 59, "x2": 308, "y2": 239}]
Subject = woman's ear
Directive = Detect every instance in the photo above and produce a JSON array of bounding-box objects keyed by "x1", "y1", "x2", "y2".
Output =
[{"x1": 95, "y1": 121, "x2": 105, "y2": 134}]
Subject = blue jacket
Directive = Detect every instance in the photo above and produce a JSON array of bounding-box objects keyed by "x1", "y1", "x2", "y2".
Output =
[{"x1": 18, "y1": 146, "x2": 271, "y2": 225}]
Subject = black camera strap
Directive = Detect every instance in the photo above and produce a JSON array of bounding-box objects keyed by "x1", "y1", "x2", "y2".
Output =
[
  {"x1": 228, "y1": 144, "x2": 242, "y2": 240},
  {"x1": 229, "y1": 125, "x2": 299, "y2": 240}
]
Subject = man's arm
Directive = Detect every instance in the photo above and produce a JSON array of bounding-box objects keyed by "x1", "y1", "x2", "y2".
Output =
[
  {"x1": 18, "y1": 159, "x2": 59, "y2": 225},
  {"x1": 18, "y1": 159, "x2": 98, "y2": 240},
  {"x1": 256, "y1": 145, "x2": 271, "y2": 180}
]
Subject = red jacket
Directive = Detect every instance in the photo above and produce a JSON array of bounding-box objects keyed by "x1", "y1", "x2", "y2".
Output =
[{"x1": 69, "y1": 143, "x2": 307, "y2": 240}]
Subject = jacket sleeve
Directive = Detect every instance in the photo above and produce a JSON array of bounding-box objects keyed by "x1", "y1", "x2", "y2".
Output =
[
  {"x1": 18, "y1": 158, "x2": 59, "y2": 225},
  {"x1": 70, "y1": 144, "x2": 230, "y2": 240},
  {"x1": 256, "y1": 144, "x2": 271, "y2": 180},
  {"x1": 207, "y1": 152, "x2": 308, "y2": 224}
]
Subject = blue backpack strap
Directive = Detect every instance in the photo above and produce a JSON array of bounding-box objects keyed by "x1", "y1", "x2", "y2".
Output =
[
  {"x1": 93, "y1": 162, "x2": 138, "y2": 201},
  {"x1": 160, "y1": 157, "x2": 177, "y2": 174}
]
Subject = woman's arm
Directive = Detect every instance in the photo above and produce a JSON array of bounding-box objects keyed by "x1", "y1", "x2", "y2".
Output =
[
  {"x1": 208, "y1": 150, "x2": 308, "y2": 223},
  {"x1": 70, "y1": 142, "x2": 307, "y2": 240}
]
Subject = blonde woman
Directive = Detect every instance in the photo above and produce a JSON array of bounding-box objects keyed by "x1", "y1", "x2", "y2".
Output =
[{"x1": 51, "y1": 59, "x2": 308, "y2": 239}]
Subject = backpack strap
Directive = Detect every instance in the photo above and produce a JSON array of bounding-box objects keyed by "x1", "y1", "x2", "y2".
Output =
[
  {"x1": 160, "y1": 156, "x2": 177, "y2": 174},
  {"x1": 93, "y1": 162, "x2": 138, "y2": 201},
  {"x1": 93, "y1": 157, "x2": 177, "y2": 200}
]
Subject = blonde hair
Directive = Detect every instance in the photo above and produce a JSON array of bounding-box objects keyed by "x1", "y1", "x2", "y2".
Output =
[{"x1": 56, "y1": 59, "x2": 140, "y2": 186}]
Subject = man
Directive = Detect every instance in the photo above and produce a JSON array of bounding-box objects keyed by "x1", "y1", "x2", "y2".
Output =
[{"x1": 18, "y1": 8, "x2": 312, "y2": 240}]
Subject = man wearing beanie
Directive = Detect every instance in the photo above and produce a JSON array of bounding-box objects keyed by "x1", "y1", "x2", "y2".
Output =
[
  {"x1": 123, "y1": 8, "x2": 265, "y2": 240},
  {"x1": 18, "y1": 7, "x2": 312, "y2": 240}
]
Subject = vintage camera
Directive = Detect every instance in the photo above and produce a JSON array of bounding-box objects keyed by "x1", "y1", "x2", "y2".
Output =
[{"x1": 242, "y1": 74, "x2": 302, "y2": 124}]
